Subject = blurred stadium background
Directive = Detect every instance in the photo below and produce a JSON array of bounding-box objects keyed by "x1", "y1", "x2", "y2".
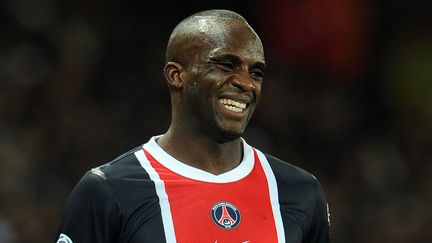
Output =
[{"x1": 0, "y1": 0, "x2": 431, "y2": 242}]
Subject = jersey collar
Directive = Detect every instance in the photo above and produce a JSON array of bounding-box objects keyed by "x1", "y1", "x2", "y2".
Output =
[{"x1": 142, "y1": 135, "x2": 255, "y2": 183}]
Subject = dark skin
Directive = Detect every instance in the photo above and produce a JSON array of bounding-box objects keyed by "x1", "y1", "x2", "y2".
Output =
[{"x1": 158, "y1": 17, "x2": 266, "y2": 175}]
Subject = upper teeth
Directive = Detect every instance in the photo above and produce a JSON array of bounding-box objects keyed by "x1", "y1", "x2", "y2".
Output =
[{"x1": 220, "y1": 98, "x2": 247, "y2": 112}]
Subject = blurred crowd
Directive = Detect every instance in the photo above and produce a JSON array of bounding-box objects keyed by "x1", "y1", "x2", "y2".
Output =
[{"x1": 0, "y1": 0, "x2": 431, "y2": 242}]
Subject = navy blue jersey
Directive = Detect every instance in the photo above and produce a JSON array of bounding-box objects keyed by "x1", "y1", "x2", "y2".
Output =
[{"x1": 56, "y1": 136, "x2": 330, "y2": 242}]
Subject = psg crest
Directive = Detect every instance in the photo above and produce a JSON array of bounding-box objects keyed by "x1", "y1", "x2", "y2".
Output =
[{"x1": 211, "y1": 201, "x2": 241, "y2": 229}]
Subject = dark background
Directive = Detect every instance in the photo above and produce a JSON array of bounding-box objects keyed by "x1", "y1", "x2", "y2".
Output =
[{"x1": 1, "y1": 0, "x2": 431, "y2": 242}]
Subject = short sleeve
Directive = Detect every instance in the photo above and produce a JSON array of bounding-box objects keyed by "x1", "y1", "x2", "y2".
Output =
[
  {"x1": 55, "y1": 172, "x2": 122, "y2": 243},
  {"x1": 304, "y1": 180, "x2": 331, "y2": 243}
]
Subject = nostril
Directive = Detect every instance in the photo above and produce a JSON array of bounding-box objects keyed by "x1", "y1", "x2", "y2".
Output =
[{"x1": 231, "y1": 75, "x2": 254, "y2": 92}]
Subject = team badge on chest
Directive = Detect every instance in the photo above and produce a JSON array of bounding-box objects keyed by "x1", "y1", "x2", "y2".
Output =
[{"x1": 210, "y1": 201, "x2": 241, "y2": 229}]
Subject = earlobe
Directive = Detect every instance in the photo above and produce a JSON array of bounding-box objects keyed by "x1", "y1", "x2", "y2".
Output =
[{"x1": 164, "y1": 62, "x2": 185, "y2": 88}]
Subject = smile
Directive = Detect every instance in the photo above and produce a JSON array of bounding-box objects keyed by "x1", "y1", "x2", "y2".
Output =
[{"x1": 219, "y1": 98, "x2": 247, "y2": 113}]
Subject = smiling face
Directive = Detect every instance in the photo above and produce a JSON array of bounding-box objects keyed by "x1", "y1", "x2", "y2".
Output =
[{"x1": 166, "y1": 16, "x2": 266, "y2": 142}]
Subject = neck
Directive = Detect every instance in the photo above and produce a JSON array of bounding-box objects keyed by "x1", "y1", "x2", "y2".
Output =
[{"x1": 157, "y1": 127, "x2": 243, "y2": 175}]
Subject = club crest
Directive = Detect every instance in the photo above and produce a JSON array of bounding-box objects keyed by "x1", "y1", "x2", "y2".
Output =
[{"x1": 210, "y1": 201, "x2": 241, "y2": 229}]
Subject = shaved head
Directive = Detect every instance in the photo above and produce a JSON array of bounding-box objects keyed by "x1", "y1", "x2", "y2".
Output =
[{"x1": 165, "y1": 10, "x2": 263, "y2": 66}]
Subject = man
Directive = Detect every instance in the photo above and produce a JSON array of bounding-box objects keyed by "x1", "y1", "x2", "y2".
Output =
[{"x1": 56, "y1": 9, "x2": 330, "y2": 243}]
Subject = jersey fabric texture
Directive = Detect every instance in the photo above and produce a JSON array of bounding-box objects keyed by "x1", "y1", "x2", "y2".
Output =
[{"x1": 56, "y1": 136, "x2": 330, "y2": 243}]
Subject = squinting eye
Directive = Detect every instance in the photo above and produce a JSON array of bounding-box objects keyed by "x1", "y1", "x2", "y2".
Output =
[
  {"x1": 217, "y1": 62, "x2": 234, "y2": 71},
  {"x1": 250, "y1": 70, "x2": 264, "y2": 78}
]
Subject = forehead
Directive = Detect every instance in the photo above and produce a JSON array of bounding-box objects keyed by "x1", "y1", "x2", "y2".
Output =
[{"x1": 195, "y1": 17, "x2": 265, "y2": 62}]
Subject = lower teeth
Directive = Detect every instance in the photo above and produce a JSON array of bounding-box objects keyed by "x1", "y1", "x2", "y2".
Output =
[{"x1": 224, "y1": 105, "x2": 242, "y2": 112}]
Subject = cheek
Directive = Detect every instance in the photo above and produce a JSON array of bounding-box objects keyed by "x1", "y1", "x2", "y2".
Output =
[
  {"x1": 197, "y1": 75, "x2": 224, "y2": 98},
  {"x1": 203, "y1": 66, "x2": 227, "y2": 85},
  {"x1": 185, "y1": 80, "x2": 215, "y2": 111}
]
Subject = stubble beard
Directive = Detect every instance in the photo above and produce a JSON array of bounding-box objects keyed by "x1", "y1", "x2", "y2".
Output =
[{"x1": 185, "y1": 81, "x2": 248, "y2": 144}]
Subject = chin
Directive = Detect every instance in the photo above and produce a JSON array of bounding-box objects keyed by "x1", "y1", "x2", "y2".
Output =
[
  {"x1": 205, "y1": 114, "x2": 249, "y2": 143},
  {"x1": 213, "y1": 125, "x2": 246, "y2": 143}
]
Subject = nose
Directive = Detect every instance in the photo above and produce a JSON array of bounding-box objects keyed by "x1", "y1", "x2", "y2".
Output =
[{"x1": 230, "y1": 70, "x2": 255, "y2": 92}]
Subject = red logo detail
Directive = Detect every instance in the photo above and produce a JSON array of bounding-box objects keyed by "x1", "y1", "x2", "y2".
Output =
[{"x1": 218, "y1": 205, "x2": 236, "y2": 226}]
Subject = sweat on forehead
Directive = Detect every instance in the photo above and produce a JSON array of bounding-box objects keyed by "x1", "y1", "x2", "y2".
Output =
[
  {"x1": 176, "y1": 17, "x2": 240, "y2": 43},
  {"x1": 165, "y1": 10, "x2": 257, "y2": 63}
]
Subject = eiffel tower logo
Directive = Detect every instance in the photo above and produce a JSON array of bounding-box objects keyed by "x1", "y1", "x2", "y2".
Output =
[{"x1": 211, "y1": 201, "x2": 241, "y2": 229}]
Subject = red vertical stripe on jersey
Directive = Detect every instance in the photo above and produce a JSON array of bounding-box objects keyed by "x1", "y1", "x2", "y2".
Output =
[{"x1": 144, "y1": 149, "x2": 278, "y2": 243}]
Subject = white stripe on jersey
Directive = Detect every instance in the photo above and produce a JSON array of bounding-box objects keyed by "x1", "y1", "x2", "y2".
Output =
[
  {"x1": 134, "y1": 148, "x2": 177, "y2": 243},
  {"x1": 255, "y1": 149, "x2": 286, "y2": 243}
]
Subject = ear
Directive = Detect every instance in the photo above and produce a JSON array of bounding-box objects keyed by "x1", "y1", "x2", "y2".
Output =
[{"x1": 164, "y1": 62, "x2": 186, "y2": 89}]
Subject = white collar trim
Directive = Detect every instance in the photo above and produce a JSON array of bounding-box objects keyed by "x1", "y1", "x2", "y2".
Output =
[{"x1": 142, "y1": 135, "x2": 255, "y2": 183}]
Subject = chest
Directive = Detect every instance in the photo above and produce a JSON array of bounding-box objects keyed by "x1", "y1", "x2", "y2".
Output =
[
  {"x1": 125, "y1": 148, "x2": 306, "y2": 243},
  {"x1": 154, "y1": 162, "x2": 279, "y2": 243}
]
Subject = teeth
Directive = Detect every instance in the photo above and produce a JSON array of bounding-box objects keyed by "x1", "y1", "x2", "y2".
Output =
[
  {"x1": 220, "y1": 99, "x2": 246, "y2": 109},
  {"x1": 224, "y1": 105, "x2": 243, "y2": 112},
  {"x1": 219, "y1": 98, "x2": 247, "y2": 112}
]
